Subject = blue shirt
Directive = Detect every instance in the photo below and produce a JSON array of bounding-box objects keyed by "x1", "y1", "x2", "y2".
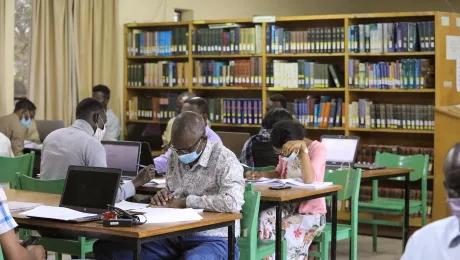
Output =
[
  {"x1": 401, "y1": 216, "x2": 460, "y2": 260},
  {"x1": 0, "y1": 187, "x2": 17, "y2": 235}
]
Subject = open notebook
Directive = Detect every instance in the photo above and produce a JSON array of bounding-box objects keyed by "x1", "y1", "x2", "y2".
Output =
[{"x1": 246, "y1": 177, "x2": 333, "y2": 189}]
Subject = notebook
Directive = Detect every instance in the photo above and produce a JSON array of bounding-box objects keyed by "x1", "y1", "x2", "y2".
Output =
[{"x1": 247, "y1": 177, "x2": 333, "y2": 189}]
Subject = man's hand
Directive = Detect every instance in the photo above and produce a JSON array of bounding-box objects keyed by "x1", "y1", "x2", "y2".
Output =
[
  {"x1": 244, "y1": 171, "x2": 264, "y2": 180},
  {"x1": 27, "y1": 245, "x2": 45, "y2": 260},
  {"x1": 150, "y1": 189, "x2": 174, "y2": 206},
  {"x1": 132, "y1": 164, "x2": 156, "y2": 188}
]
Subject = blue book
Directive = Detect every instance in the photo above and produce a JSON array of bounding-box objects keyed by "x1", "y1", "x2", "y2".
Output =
[
  {"x1": 314, "y1": 104, "x2": 320, "y2": 127},
  {"x1": 415, "y1": 59, "x2": 421, "y2": 89},
  {"x1": 303, "y1": 99, "x2": 308, "y2": 125},
  {"x1": 304, "y1": 62, "x2": 310, "y2": 88},
  {"x1": 336, "y1": 98, "x2": 343, "y2": 127},
  {"x1": 271, "y1": 25, "x2": 276, "y2": 54},
  {"x1": 139, "y1": 33, "x2": 144, "y2": 56},
  {"x1": 169, "y1": 63, "x2": 173, "y2": 87}
]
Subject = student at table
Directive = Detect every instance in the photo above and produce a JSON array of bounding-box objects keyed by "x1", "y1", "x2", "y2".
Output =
[
  {"x1": 162, "y1": 91, "x2": 196, "y2": 146},
  {"x1": 0, "y1": 98, "x2": 36, "y2": 156},
  {"x1": 92, "y1": 84, "x2": 121, "y2": 141},
  {"x1": 245, "y1": 120, "x2": 327, "y2": 259},
  {"x1": 240, "y1": 108, "x2": 293, "y2": 167},
  {"x1": 94, "y1": 111, "x2": 245, "y2": 259},
  {"x1": 154, "y1": 97, "x2": 222, "y2": 173},
  {"x1": 0, "y1": 186, "x2": 45, "y2": 260},
  {"x1": 40, "y1": 98, "x2": 154, "y2": 201},
  {"x1": 401, "y1": 142, "x2": 460, "y2": 259}
]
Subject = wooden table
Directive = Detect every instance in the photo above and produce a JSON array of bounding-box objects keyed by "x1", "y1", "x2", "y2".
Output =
[{"x1": 6, "y1": 189, "x2": 241, "y2": 260}]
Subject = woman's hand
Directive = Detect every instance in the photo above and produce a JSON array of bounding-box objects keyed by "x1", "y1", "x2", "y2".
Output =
[
  {"x1": 245, "y1": 171, "x2": 264, "y2": 180},
  {"x1": 282, "y1": 140, "x2": 307, "y2": 156}
]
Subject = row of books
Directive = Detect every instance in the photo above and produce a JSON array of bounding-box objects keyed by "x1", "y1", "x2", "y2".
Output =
[
  {"x1": 356, "y1": 144, "x2": 434, "y2": 176},
  {"x1": 192, "y1": 58, "x2": 263, "y2": 87},
  {"x1": 127, "y1": 62, "x2": 190, "y2": 87},
  {"x1": 192, "y1": 26, "x2": 263, "y2": 55},
  {"x1": 348, "y1": 59, "x2": 435, "y2": 89},
  {"x1": 348, "y1": 100, "x2": 434, "y2": 130},
  {"x1": 348, "y1": 22, "x2": 435, "y2": 53},
  {"x1": 126, "y1": 94, "x2": 178, "y2": 120},
  {"x1": 292, "y1": 96, "x2": 345, "y2": 128},
  {"x1": 266, "y1": 60, "x2": 343, "y2": 88},
  {"x1": 266, "y1": 26, "x2": 345, "y2": 54},
  {"x1": 207, "y1": 98, "x2": 263, "y2": 125},
  {"x1": 127, "y1": 28, "x2": 189, "y2": 56}
]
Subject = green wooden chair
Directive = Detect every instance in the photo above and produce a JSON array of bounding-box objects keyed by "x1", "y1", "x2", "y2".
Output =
[
  {"x1": 238, "y1": 183, "x2": 287, "y2": 260},
  {"x1": 0, "y1": 152, "x2": 35, "y2": 189},
  {"x1": 310, "y1": 168, "x2": 362, "y2": 260},
  {"x1": 241, "y1": 164, "x2": 276, "y2": 176},
  {"x1": 15, "y1": 173, "x2": 97, "y2": 260},
  {"x1": 358, "y1": 152, "x2": 429, "y2": 252}
]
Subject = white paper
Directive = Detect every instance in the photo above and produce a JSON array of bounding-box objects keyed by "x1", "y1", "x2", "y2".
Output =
[
  {"x1": 133, "y1": 208, "x2": 203, "y2": 223},
  {"x1": 20, "y1": 206, "x2": 96, "y2": 221},
  {"x1": 115, "y1": 201, "x2": 149, "y2": 211},
  {"x1": 8, "y1": 201, "x2": 42, "y2": 212},
  {"x1": 247, "y1": 177, "x2": 333, "y2": 189},
  {"x1": 23, "y1": 141, "x2": 42, "y2": 149},
  {"x1": 457, "y1": 59, "x2": 460, "y2": 92},
  {"x1": 446, "y1": 36, "x2": 460, "y2": 60},
  {"x1": 149, "y1": 179, "x2": 166, "y2": 185},
  {"x1": 442, "y1": 16, "x2": 450, "y2": 26},
  {"x1": 457, "y1": 18, "x2": 460, "y2": 27}
]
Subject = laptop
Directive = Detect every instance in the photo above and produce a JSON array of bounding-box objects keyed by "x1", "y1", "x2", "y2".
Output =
[
  {"x1": 321, "y1": 135, "x2": 360, "y2": 170},
  {"x1": 59, "y1": 166, "x2": 122, "y2": 222},
  {"x1": 36, "y1": 120, "x2": 65, "y2": 142},
  {"x1": 102, "y1": 141, "x2": 141, "y2": 179},
  {"x1": 216, "y1": 131, "x2": 250, "y2": 158}
]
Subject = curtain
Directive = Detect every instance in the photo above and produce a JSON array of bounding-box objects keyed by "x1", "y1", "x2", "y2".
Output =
[
  {"x1": 28, "y1": 0, "x2": 119, "y2": 125},
  {"x1": 0, "y1": 0, "x2": 14, "y2": 116}
]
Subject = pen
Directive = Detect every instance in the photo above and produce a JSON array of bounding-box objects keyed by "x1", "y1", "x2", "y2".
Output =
[{"x1": 137, "y1": 164, "x2": 156, "y2": 170}]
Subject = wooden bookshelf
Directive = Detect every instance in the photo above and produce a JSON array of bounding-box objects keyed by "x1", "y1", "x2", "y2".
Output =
[{"x1": 124, "y1": 11, "x2": 460, "y2": 224}]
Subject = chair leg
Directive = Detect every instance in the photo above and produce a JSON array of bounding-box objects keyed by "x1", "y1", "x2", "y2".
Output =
[
  {"x1": 350, "y1": 234, "x2": 357, "y2": 260},
  {"x1": 282, "y1": 240, "x2": 287, "y2": 260},
  {"x1": 319, "y1": 235, "x2": 329, "y2": 260},
  {"x1": 421, "y1": 211, "x2": 427, "y2": 226},
  {"x1": 372, "y1": 214, "x2": 377, "y2": 252}
]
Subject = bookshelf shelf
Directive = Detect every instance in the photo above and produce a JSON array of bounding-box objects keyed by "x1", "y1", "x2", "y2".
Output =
[
  {"x1": 126, "y1": 86, "x2": 189, "y2": 90},
  {"x1": 126, "y1": 119, "x2": 169, "y2": 124},
  {"x1": 348, "y1": 51, "x2": 435, "y2": 57},
  {"x1": 127, "y1": 55, "x2": 189, "y2": 60},
  {"x1": 193, "y1": 86, "x2": 263, "y2": 91},
  {"x1": 305, "y1": 126, "x2": 345, "y2": 131},
  {"x1": 192, "y1": 54, "x2": 262, "y2": 59},
  {"x1": 268, "y1": 88, "x2": 345, "y2": 92},
  {"x1": 211, "y1": 123, "x2": 261, "y2": 128},
  {"x1": 266, "y1": 53, "x2": 345, "y2": 58},
  {"x1": 348, "y1": 128, "x2": 434, "y2": 134},
  {"x1": 348, "y1": 88, "x2": 435, "y2": 93}
]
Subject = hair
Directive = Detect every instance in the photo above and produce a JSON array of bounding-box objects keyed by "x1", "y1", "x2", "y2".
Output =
[
  {"x1": 76, "y1": 98, "x2": 105, "y2": 120},
  {"x1": 92, "y1": 84, "x2": 110, "y2": 98},
  {"x1": 270, "y1": 120, "x2": 306, "y2": 148},
  {"x1": 178, "y1": 91, "x2": 196, "y2": 102},
  {"x1": 172, "y1": 111, "x2": 206, "y2": 140},
  {"x1": 270, "y1": 94, "x2": 287, "y2": 109},
  {"x1": 183, "y1": 97, "x2": 209, "y2": 115},
  {"x1": 14, "y1": 99, "x2": 36, "y2": 112},
  {"x1": 262, "y1": 108, "x2": 293, "y2": 129}
]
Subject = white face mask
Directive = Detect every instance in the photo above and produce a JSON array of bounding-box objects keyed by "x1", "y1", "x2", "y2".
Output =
[{"x1": 94, "y1": 115, "x2": 106, "y2": 142}]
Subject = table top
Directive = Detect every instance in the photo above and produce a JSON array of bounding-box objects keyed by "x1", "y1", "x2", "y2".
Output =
[
  {"x1": 361, "y1": 168, "x2": 413, "y2": 179},
  {"x1": 254, "y1": 185, "x2": 342, "y2": 202},
  {"x1": 6, "y1": 189, "x2": 241, "y2": 239}
]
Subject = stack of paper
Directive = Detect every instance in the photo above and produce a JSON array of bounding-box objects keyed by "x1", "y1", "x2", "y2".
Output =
[
  {"x1": 133, "y1": 208, "x2": 203, "y2": 224},
  {"x1": 8, "y1": 201, "x2": 42, "y2": 212},
  {"x1": 247, "y1": 177, "x2": 333, "y2": 190},
  {"x1": 143, "y1": 178, "x2": 166, "y2": 187},
  {"x1": 20, "y1": 206, "x2": 97, "y2": 221},
  {"x1": 24, "y1": 141, "x2": 42, "y2": 149},
  {"x1": 115, "y1": 201, "x2": 149, "y2": 211}
]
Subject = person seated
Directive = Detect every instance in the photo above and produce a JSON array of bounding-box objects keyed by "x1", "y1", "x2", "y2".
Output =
[
  {"x1": 162, "y1": 91, "x2": 196, "y2": 146},
  {"x1": 94, "y1": 111, "x2": 245, "y2": 259},
  {"x1": 154, "y1": 97, "x2": 222, "y2": 173},
  {"x1": 40, "y1": 98, "x2": 154, "y2": 201},
  {"x1": 0, "y1": 185, "x2": 45, "y2": 260},
  {"x1": 401, "y1": 142, "x2": 460, "y2": 259},
  {"x1": 25, "y1": 119, "x2": 41, "y2": 144},
  {"x1": 245, "y1": 120, "x2": 327, "y2": 259},
  {"x1": 0, "y1": 98, "x2": 36, "y2": 156},
  {"x1": 92, "y1": 84, "x2": 121, "y2": 141},
  {"x1": 267, "y1": 94, "x2": 287, "y2": 111},
  {"x1": 240, "y1": 108, "x2": 293, "y2": 167}
]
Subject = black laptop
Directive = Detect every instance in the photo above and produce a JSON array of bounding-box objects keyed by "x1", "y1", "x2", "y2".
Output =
[{"x1": 321, "y1": 135, "x2": 360, "y2": 170}]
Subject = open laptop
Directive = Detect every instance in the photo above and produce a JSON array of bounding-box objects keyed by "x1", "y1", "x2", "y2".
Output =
[
  {"x1": 216, "y1": 131, "x2": 250, "y2": 158},
  {"x1": 36, "y1": 120, "x2": 65, "y2": 142},
  {"x1": 321, "y1": 135, "x2": 360, "y2": 170},
  {"x1": 102, "y1": 141, "x2": 141, "y2": 179},
  {"x1": 59, "y1": 166, "x2": 122, "y2": 222}
]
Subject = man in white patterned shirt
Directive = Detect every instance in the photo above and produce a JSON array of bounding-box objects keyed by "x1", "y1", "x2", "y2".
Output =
[
  {"x1": 94, "y1": 111, "x2": 245, "y2": 260},
  {"x1": 0, "y1": 186, "x2": 45, "y2": 259}
]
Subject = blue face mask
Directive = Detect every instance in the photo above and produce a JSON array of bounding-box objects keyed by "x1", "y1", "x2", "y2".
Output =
[
  {"x1": 178, "y1": 140, "x2": 203, "y2": 164},
  {"x1": 21, "y1": 112, "x2": 31, "y2": 128},
  {"x1": 282, "y1": 152, "x2": 298, "y2": 162}
]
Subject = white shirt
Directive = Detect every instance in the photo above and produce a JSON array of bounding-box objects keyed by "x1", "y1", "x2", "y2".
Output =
[
  {"x1": 103, "y1": 108, "x2": 121, "y2": 141},
  {"x1": 0, "y1": 132, "x2": 13, "y2": 157},
  {"x1": 401, "y1": 216, "x2": 460, "y2": 260}
]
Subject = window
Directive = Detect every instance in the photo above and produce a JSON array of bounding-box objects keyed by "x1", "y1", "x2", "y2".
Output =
[{"x1": 14, "y1": 0, "x2": 32, "y2": 99}]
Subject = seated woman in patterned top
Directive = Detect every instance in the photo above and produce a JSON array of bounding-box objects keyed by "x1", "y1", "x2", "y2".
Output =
[{"x1": 245, "y1": 120, "x2": 327, "y2": 260}]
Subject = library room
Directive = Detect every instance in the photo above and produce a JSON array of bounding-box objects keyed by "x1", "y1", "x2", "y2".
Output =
[{"x1": 0, "y1": 0, "x2": 460, "y2": 259}]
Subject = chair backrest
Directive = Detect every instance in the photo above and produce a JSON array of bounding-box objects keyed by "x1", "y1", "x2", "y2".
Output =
[
  {"x1": 375, "y1": 152, "x2": 429, "y2": 182},
  {"x1": 241, "y1": 164, "x2": 276, "y2": 175},
  {"x1": 240, "y1": 183, "x2": 261, "y2": 249},
  {"x1": 16, "y1": 173, "x2": 65, "y2": 195},
  {"x1": 0, "y1": 152, "x2": 35, "y2": 188}
]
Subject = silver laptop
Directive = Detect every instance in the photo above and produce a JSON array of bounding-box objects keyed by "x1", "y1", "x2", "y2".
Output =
[
  {"x1": 216, "y1": 131, "x2": 250, "y2": 158},
  {"x1": 321, "y1": 135, "x2": 360, "y2": 170},
  {"x1": 36, "y1": 120, "x2": 65, "y2": 142},
  {"x1": 101, "y1": 141, "x2": 141, "y2": 179}
]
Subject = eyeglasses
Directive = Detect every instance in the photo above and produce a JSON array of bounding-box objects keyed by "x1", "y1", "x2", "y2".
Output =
[{"x1": 168, "y1": 137, "x2": 204, "y2": 155}]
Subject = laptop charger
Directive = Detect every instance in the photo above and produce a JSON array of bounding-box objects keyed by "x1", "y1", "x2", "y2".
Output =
[{"x1": 103, "y1": 219, "x2": 133, "y2": 227}]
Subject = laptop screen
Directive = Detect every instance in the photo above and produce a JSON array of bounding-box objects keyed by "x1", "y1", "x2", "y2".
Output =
[
  {"x1": 102, "y1": 141, "x2": 141, "y2": 177},
  {"x1": 60, "y1": 166, "x2": 121, "y2": 214},
  {"x1": 321, "y1": 136, "x2": 359, "y2": 163}
]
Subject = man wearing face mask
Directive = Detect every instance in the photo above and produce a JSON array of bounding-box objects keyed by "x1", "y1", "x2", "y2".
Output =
[
  {"x1": 40, "y1": 98, "x2": 154, "y2": 201},
  {"x1": 94, "y1": 111, "x2": 244, "y2": 259},
  {"x1": 0, "y1": 98, "x2": 36, "y2": 156},
  {"x1": 401, "y1": 142, "x2": 460, "y2": 259},
  {"x1": 92, "y1": 84, "x2": 121, "y2": 141}
]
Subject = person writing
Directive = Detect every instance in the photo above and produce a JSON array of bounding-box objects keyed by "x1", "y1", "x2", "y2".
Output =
[
  {"x1": 245, "y1": 120, "x2": 327, "y2": 259},
  {"x1": 94, "y1": 111, "x2": 244, "y2": 259},
  {"x1": 401, "y1": 142, "x2": 460, "y2": 259}
]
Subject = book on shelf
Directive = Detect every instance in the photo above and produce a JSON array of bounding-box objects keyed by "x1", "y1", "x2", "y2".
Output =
[
  {"x1": 348, "y1": 21, "x2": 435, "y2": 53},
  {"x1": 192, "y1": 26, "x2": 263, "y2": 55},
  {"x1": 266, "y1": 60, "x2": 343, "y2": 88},
  {"x1": 266, "y1": 26, "x2": 345, "y2": 54},
  {"x1": 207, "y1": 98, "x2": 262, "y2": 125},
  {"x1": 127, "y1": 28, "x2": 189, "y2": 56},
  {"x1": 293, "y1": 96, "x2": 345, "y2": 128},
  {"x1": 128, "y1": 62, "x2": 189, "y2": 87},
  {"x1": 356, "y1": 144, "x2": 434, "y2": 176},
  {"x1": 126, "y1": 93, "x2": 178, "y2": 121},
  {"x1": 348, "y1": 100, "x2": 434, "y2": 130},
  {"x1": 348, "y1": 58, "x2": 435, "y2": 89},
  {"x1": 193, "y1": 58, "x2": 262, "y2": 87}
]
